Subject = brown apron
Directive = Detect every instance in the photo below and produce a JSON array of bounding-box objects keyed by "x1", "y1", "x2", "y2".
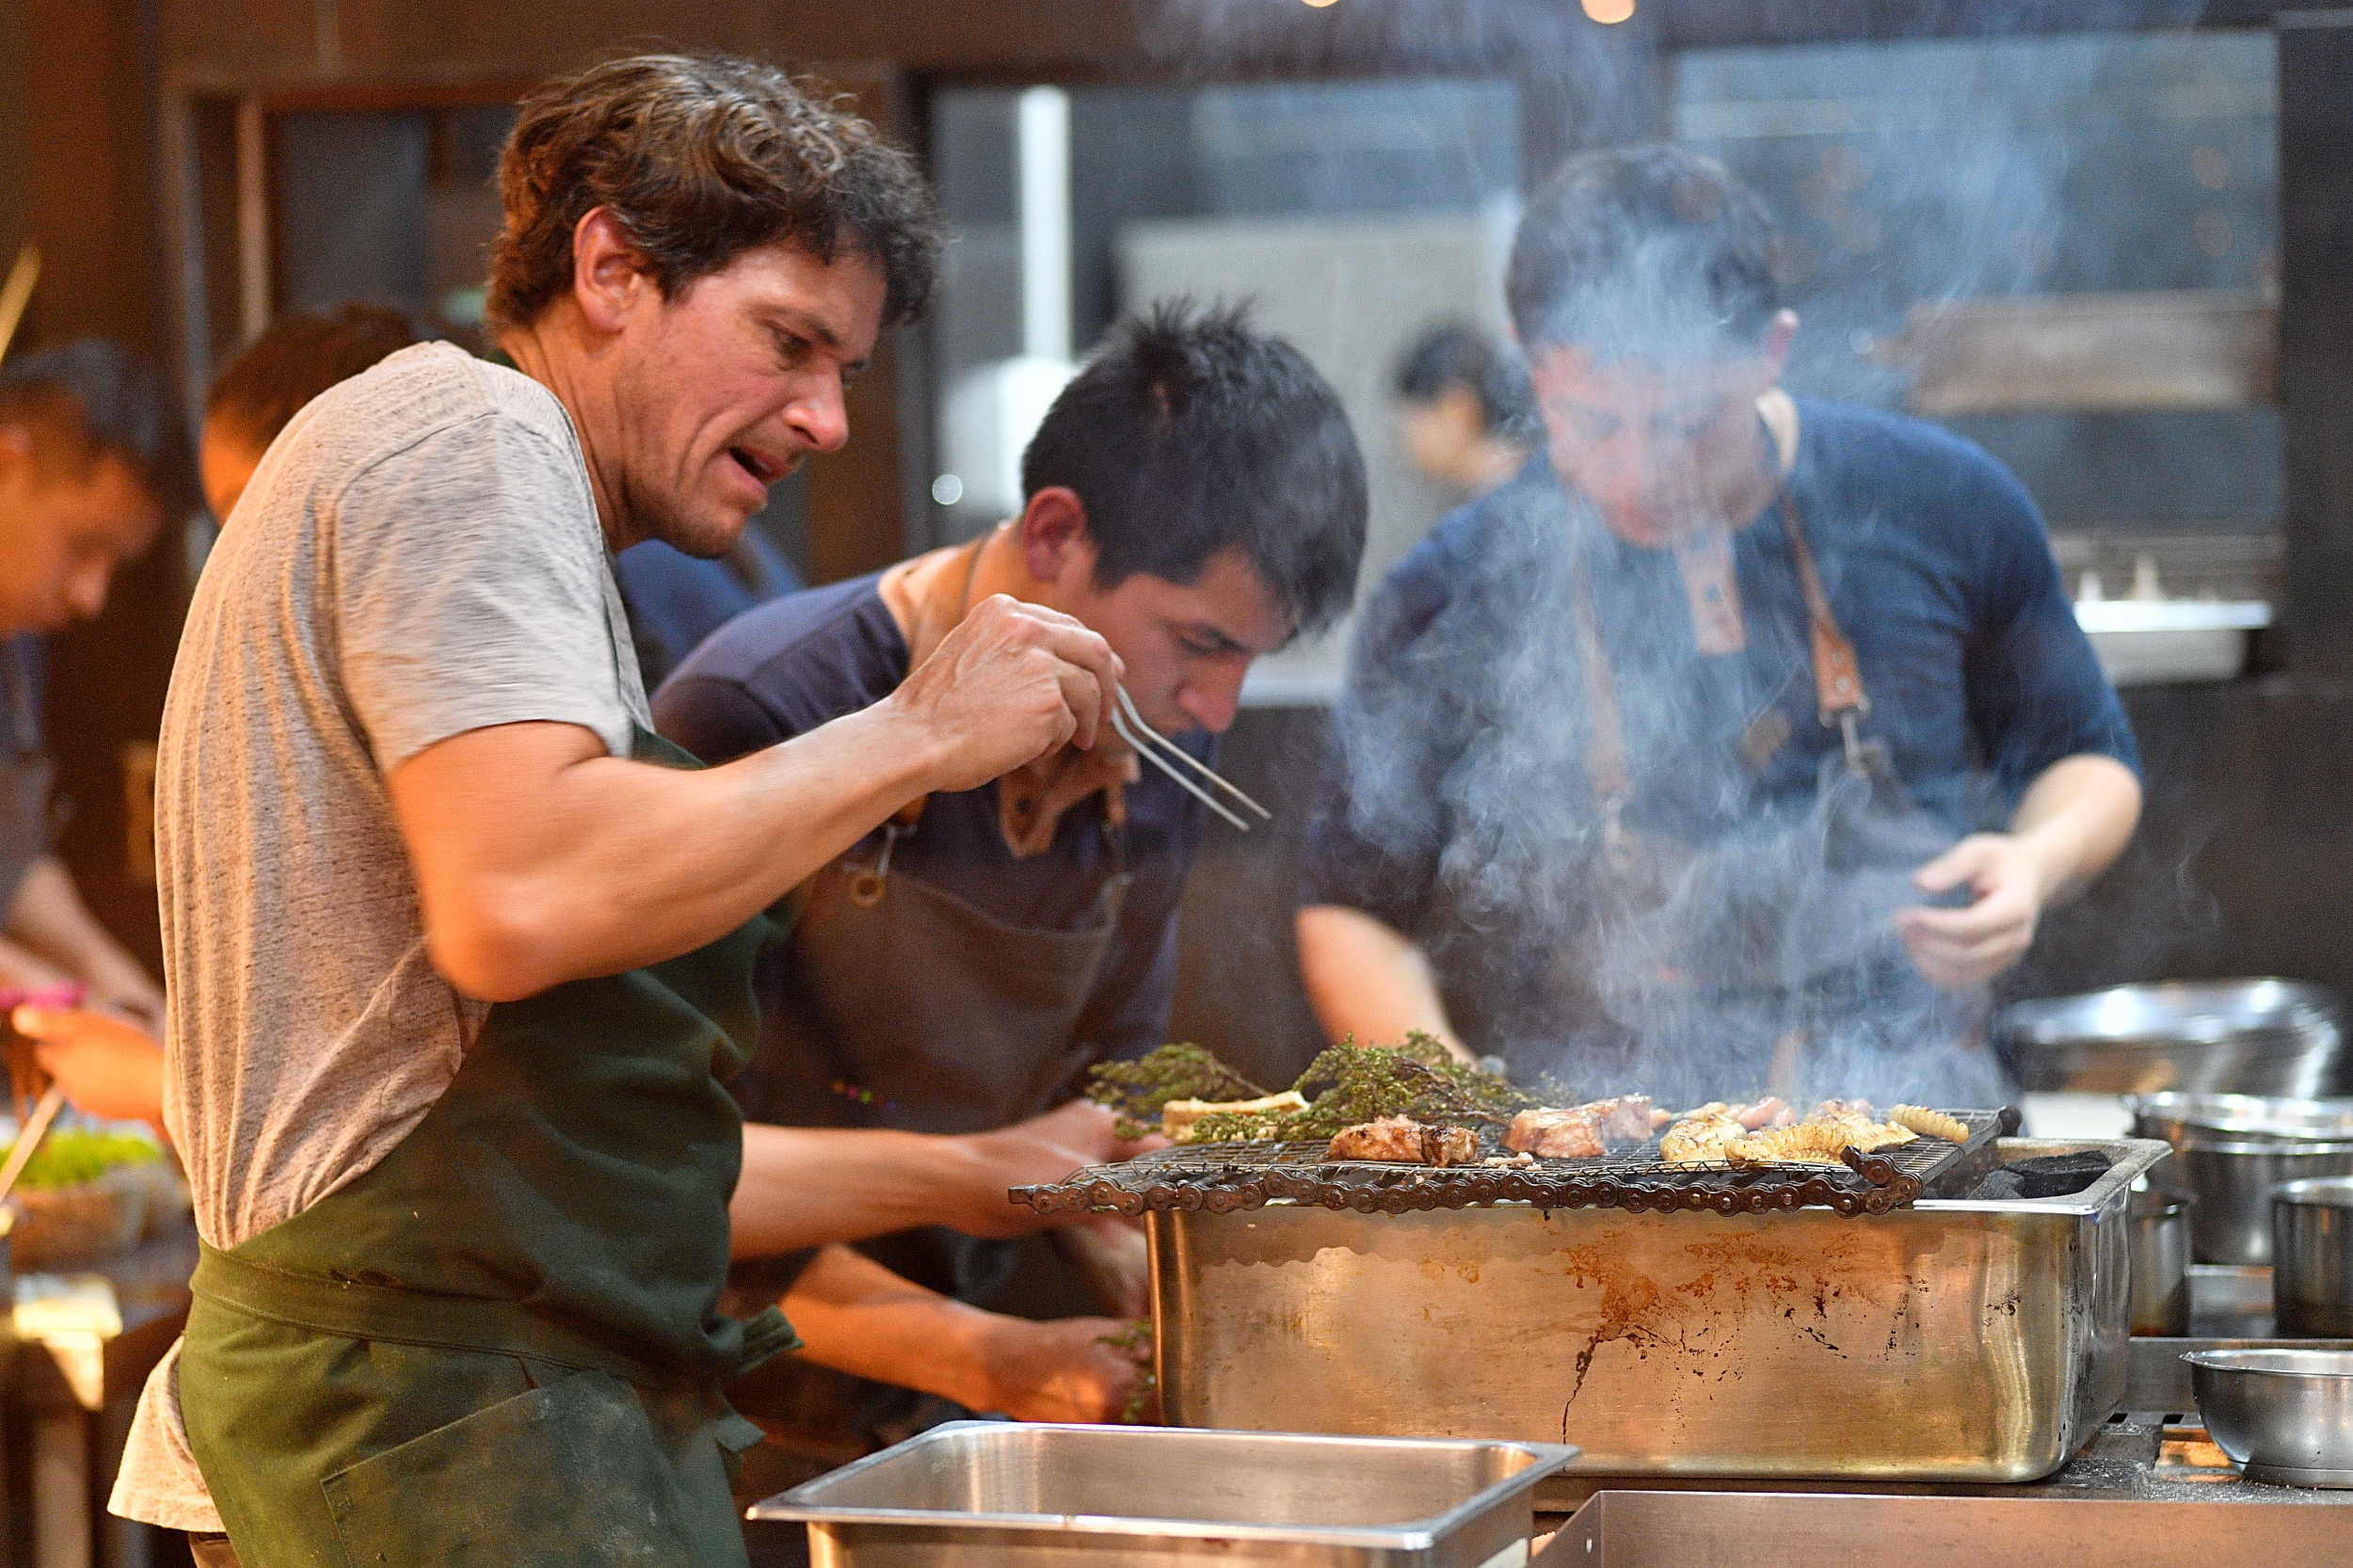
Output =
[
  {"x1": 735, "y1": 539, "x2": 1136, "y2": 1450},
  {"x1": 1554, "y1": 393, "x2": 1996, "y2": 1102}
]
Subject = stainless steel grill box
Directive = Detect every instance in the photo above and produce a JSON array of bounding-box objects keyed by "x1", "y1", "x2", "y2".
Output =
[
  {"x1": 1144, "y1": 1136, "x2": 2169, "y2": 1482},
  {"x1": 747, "y1": 1421, "x2": 1577, "y2": 1567}
]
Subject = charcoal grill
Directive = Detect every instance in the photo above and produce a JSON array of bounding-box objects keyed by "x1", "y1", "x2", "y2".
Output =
[{"x1": 1014, "y1": 1107, "x2": 2014, "y2": 1220}]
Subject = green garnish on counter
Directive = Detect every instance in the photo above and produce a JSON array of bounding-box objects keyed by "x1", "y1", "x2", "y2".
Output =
[{"x1": 0, "y1": 1128, "x2": 164, "y2": 1191}]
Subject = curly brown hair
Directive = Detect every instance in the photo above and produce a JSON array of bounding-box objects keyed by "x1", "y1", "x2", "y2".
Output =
[{"x1": 485, "y1": 55, "x2": 942, "y2": 337}]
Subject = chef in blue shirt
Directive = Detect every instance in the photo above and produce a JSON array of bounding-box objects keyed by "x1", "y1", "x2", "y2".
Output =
[
  {"x1": 1295, "y1": 146, "x2": 2143, "y2": 1106},
  {"x1": 656, "y1": 300, "x2": 1367, "y2": 1430}
]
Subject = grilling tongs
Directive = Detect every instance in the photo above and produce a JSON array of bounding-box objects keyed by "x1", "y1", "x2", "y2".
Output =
[{"x1": 1108, "y1": 685, "x2": 1273, "y2": 833}]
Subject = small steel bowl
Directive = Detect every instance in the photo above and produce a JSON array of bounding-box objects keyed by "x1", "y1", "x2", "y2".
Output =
[{"x1": 2185, "y1": 1348, "x2": 2353, "y2": 1487}]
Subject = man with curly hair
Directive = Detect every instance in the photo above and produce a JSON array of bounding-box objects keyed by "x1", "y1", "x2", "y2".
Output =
[{"x1": 114, "y1": 55, "x2": 1126, "y2": 1567}]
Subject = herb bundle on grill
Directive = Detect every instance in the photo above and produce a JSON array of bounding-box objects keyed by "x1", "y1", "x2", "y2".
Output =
[
  {"x1": 1086, "y1": 1043, "x2": 1269, "y2": 1139},
  {"x1": 1098, "y1": 1032, "x2": 1533, "y2": 1144}
]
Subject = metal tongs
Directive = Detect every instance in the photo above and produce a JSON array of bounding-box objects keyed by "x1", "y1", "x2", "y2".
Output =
[{"x1": 1107, "y1": 686, "x2": 1272, "y2": 833}]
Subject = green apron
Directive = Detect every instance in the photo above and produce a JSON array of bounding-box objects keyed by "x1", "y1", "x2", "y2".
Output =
[{"x1": 179, "y1": 722, "x2": 794, "y2": 1568}]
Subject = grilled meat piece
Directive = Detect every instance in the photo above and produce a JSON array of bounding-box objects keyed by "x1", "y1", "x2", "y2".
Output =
[
  {"x1": 1660, "y1": 1113, "x2": 1746, "y2": 1165},
  {"x1": 1503, "y1": 1095, "x2": 1659, "y2": 1159},
  {"x1": 1326, "y1": 1115, "x2": 1479, "y2": 1166}
]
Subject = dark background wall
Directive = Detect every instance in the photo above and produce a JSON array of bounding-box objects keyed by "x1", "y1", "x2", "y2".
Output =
[{"x1": 7, "y1": 0, "x2": 2353, "y2": 1032}]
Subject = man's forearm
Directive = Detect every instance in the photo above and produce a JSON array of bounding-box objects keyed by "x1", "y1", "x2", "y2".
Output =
[
  {"x1": 730, "y1": 1125, "x2": 991, "y2": 1258},
  {"x1": 779, "y1": 1244, "x2": 1000, "y2": 1412},
  {"x1": 1294, "y1": 904, "x2": 1466, "y2": 1057},
  {"x1": 2008, "y1": 754, "x2": 2142, "y2": 904},
  {"x1": 395, "y1": 701, "x2": 952, "y2": 1000},
  {"x1": 5, "y1": 858, "x2": 161, "y2": 1009}
]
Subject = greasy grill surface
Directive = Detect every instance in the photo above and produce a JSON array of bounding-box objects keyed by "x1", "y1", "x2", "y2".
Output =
[{"x1": 1014, "y1": 1108, "x2": 2012, "y2": 1220}]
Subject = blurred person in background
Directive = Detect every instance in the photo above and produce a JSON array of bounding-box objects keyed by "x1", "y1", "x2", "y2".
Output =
[
  {"x1": 1297, "y1": 146, "x2": 2141, "y2": 1105},
  {"x1": 0, "y1": 340, "x2": 184, "y2": 1024},
  {"x1": 656, "y1": 301, "x2": 1367, "y2": 1446},
  {"x1": 1392, "y1": 323, "x2": 1533, "y2": 504}
]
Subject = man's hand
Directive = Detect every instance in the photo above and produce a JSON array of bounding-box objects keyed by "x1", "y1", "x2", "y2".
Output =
[
  {"x1": 946, "y1": 1099, "x2": 1166, "y2": 1240},
  {"x1": 1054, "y1": 1212, "x2": 1152, "y2": 1318},
  {"x1": 977, "y1": 1315, "x2": 1154, "y2": 1424},
  {"x1": 11, "y1": 1005, "x2": 167, "y2": 1128},
  {"x1": 1897, "y1": 754, "x2": 2144, "y2": 993},
  {"x1": 882, "y1": 594, "x2": 1122, "y2": 794},
  {"x1": 1897, "y1": 833, "x2": 2047, "y2": 992}
]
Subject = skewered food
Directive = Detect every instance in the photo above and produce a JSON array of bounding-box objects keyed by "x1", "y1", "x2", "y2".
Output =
[
  {"x1": 1889, "y1": 1105, "x2": 1968, "y2": 1143},
  {"x1": 1325, "y1": 1115, "x2": 1479, "y2": 1166},
  {"x1": 1725, "y1": 1115, "x2": 1916, "y2": 1167},
  {"x1": 1162, "y1": 1091, "x2": 1307, "y2": 1143},
  {"x1": 1503, "y1": 1095, "x2": 1664, "y2": 1158}
]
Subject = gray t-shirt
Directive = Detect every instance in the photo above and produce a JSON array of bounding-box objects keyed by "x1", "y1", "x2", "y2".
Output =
[{"x1": 112, "y1": 342, "x2": 648, "y2": 1529}]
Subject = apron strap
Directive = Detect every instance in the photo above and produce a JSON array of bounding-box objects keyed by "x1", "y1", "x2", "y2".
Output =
[{"x1": 1571, "y1": 388, "x2": 1880, "y2": 812}]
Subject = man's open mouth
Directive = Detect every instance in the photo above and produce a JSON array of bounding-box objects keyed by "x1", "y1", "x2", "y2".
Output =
[{"x1": 729, "y1": 446, "x2": 790, "y2": 487}]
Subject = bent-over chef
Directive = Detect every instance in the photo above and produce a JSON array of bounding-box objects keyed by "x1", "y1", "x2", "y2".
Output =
[{"x1": 1296, "y1": 146, "x2": 2142, "y2": 1105}]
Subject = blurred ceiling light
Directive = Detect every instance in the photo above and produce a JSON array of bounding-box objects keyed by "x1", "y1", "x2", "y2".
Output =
[
  {"x1": 1582, "y1": 0, "x2": 1635, "y2": 21},
  {"x1": 1303, "y1": 0, "x2": 1341, "y2": 8}
]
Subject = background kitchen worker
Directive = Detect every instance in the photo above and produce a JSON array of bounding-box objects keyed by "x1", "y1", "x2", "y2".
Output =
[
  {"x1": 1295, "y1": 145, "x2": 2142, "y2": 1106},
  {"x1": 0, "y1": 340, "x2": 184, "y2": 1023},
  {"x1": 111, "y1": 55, "x2": 1124, "y2": 1568},
  {"x1": 1392, "y1": 322, "x2": 1535, "y2": 504},
  {"x1": 656, "y1": 299, "x2": 1367, "y2": 1448}
]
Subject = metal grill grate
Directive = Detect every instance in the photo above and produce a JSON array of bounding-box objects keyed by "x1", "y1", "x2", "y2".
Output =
[{"x1": 1013, "y1": 1107, "x2": 2015, "y2": 1220}]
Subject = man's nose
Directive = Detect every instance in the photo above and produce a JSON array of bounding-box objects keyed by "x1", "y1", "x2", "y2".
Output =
[
  {"x1": 1176, "y1": 664, "x2": 1247, "y2": 736},
  {"x1": 786, "y1": 376, "x2": 852, "y2": 456}
]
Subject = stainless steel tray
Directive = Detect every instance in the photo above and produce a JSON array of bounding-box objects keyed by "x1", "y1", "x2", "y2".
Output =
[
  {"x1": 747, "y1": 1420, "x2": 1577, "y2": 1567},
  {"x1": 1546, "y1": 1489, "x2": 2353, "y2": 1567},
  {"x1": 1153, "y1": 1137, "x2": 2169, "y2": 1482}
]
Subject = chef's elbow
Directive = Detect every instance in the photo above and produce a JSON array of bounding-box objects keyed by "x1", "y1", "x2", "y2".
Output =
[{"x1": 423, "y1": 886, "x2": 574, "y2": 1002}]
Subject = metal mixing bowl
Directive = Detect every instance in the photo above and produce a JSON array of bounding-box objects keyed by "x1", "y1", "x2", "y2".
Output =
[
  {"x1": 2274, "y1": 1177, "x2": 2353, "y2": 1336},
  {"x1": 2130, "y1": 1094, "x2": 2353, "y2": 1264},
  {"x1": 2185, "y1": 1349, "x2": 2353, "y2": 1487},
  {"x1": 1997, "y1": 981, "x2": 2344, "y2": 1096}
]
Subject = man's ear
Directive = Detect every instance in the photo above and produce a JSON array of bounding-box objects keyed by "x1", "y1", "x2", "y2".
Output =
[
  {"x1": 569, "y1": 207, "x2": 658, "y2": 337},
  {"x1": 1016, "y1": 487, "x2": 1093, "y2": 587}
]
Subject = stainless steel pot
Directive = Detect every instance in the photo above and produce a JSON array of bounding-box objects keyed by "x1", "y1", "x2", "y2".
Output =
[
  {"x1": 2274, "y1": 1177, "x2": 2353, "y2": 1336},
  {"x1": 1997, "y1": 981, "x2": 2343, "y2": 1096},
  {"x1": 2185, "y1": 1348, "x2": 2353, "y2": 1487},
  {"x1": 2130, "y1": 1094, "x2": 2353, "y2": 1265},
  {"x1": 2130, "y1": 1188, "x2": 2192, "y2": 1336}
]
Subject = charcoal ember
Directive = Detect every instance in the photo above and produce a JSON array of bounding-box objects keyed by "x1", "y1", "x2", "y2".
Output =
[
  {"x1": 1970, "y1": 1169, "x2": 2027, "y2": 1201},
  {"x1": 2004, "y1": 1151, "x2": 2112, "y2": 1198}
]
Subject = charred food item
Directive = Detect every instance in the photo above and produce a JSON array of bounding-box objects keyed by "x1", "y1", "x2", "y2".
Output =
[
  {"x1": 1326, "y1": 1115, "x2": 1480, "y2": 1166},
  {"x1": 1503, "y1": 1096, "x2": 1664, "y2": 1159},
  {"x1": 1162, "y1": 1091, "x2": 1308, "y2": 1143}
]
